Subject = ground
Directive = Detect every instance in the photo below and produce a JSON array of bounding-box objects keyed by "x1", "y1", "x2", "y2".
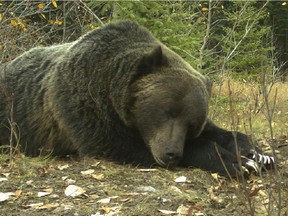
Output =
[
  {"x1": 0, "y1": 138, "x2": 288, "y2": 216},
  {"x1": 1, "y1": 79, "x2": 288, "y2": 216}
]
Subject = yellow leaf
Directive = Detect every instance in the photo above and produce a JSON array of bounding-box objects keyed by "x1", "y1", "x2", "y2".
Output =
[
  {"x1": 52, "y1": 0, "x2": 58, "y2": 8},
  {"x1": 10, "y1": 19, "x2": 17, "y2": 27},
  {"x1": 202, "y1": 7, "x2": 208, "y2": 11},
  {"x1": 54, "y1": 20, "x2": 62, "y2": 25},
  {"x1": 282, "y1": 2, "x2": 286, "y2": 5},
  {"x1": 38, "y1": 3, "x2": 45, "y2": 10},
  {"x1": 19, "y1": 22, "x2": 26, "y2": 30},
  {"x1": 0, "y1": 13, "x2": 2, "y2": 22},
  {"x1": 221, "y1": 5, "x2": 224, "y2": 9},
  {"x1": 40, "y1": 13, "x2": 46, "y2": 19},
  {"x1": 92, "y1": 174, "x2": 105, "y2": 180},
  {"x1": 101, "y1": 206, "x2": 110, "y2": 213},
  {"x1": 14, "y1": 190, "x2": 22, "y2": 198}
]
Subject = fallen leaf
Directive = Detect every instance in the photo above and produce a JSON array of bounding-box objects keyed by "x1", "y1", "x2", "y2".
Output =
[
  {"x1": 100, "y1": 165, "x2": 107, "y2": 170},
  {"x1": 176, "y1": 205, "x2": 189, "y2": 214},
  {"x1": 92, "y1": 174, "x2": 105, "y2": 180},
  {"x1": 97, "y1": 198, "x2": 111, "y2": 204},
  {"x1": 37, "y1": 191, "x2": 51, "y2": 197},
  {"x1": 38, "y1": 3, "x2": 45, "y2": 10},
  {"x1": 40, "y1": 13, "x2": 46, "y2": 19},
  {"x1": 81, "y1": 169, "x2": 95, "y2": 175},
  {"x1": 51, "y1": 0, "x2": 57, "y2": 8},
  {"x1": 64, "y1": 185, "x2": 85, "y2": 197},
  {"x1": 175, "y1": 176, "x2": 187, "y2": 183},
  {"x1": 60, "y1": 203, "x2": 74, "y2": 210},
  {"x1": 211, "y1": 173, "x2": 220, "y2": 180},
  {"x1": 14, "y1": 190, "x2": 22, "y2": 198},
  {"x1": 10, "y1": 18, "x2": 17, "y2": 27},
  {"x1": 91, "y1": 161, "x2": 101, "y2": 167},
  {"x1": 101, "y1": 206, "x2": 110, "y2": 213},
  {"x1": 158, "y1": 209, "x2": 177, "y2": 214},
  {"x1": 1, "y1": 173, "x2": 10, "y2": 177},
  {"x1": 90, "y1": 194, "x2": 100, "y2": 199},
  {"x1": 50, "y1": 194, "x2": 60, "y2": 199},
  {"x1": 43, "y1": 188, "x2": 53, "y2": 193},
  {"x1": 0, "y1": 192, "x2": 14, "y2": 202},
  {"x1": 54, "y1": 20, "x2": 62, "y2": 26},
  {"x1": 26, "y1": 180, "x2": 33, "y2": 185},
  {"x1": 66, "y1": 179, "x2": 76, "y2": 184},
  {"x1": 0, "y1": 178, "x2": 8, "y2": 182},
  {"x1": 158, "y1": 197, "x2": 171, "y2": 203},
  {"x1": 258, "y1": 189, "x2": 267, "y2": 197},
  {"x1": 58, "y1": 164, "x2": 69, "y2": 170},
  {"x1": 37, "y1": 203, "x2": 59, "y2": 210},
  {"x1": 24, "y1": 202, "x2": 44, "y2": 208}
]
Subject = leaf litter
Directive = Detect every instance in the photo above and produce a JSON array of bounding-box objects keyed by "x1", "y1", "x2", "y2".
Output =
[{"x1": 0, "y1": 151, "x2": 287, "y2": 215}]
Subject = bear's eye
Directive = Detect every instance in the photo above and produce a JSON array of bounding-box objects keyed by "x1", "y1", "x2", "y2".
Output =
[{"x1": 165, "y1": 109, "x2": 179, "y2": 118}]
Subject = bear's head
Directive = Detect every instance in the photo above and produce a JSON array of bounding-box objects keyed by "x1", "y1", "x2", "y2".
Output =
[{"x1": 127, "y1": 46, "x2": 211, "y2": 167}]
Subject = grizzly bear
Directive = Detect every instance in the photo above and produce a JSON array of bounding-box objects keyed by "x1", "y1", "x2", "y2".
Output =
[{"x1": 0, "y1": 20, "x2": 273, "y2": 177}]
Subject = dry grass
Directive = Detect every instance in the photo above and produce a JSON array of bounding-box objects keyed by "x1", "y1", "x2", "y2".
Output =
[{"x1": 210, "y1": 77, "x2": 288, "y2": 140}]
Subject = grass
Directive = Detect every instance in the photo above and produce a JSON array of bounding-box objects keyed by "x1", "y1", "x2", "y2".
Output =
[{"x1": 210, "y1": 78, "x2": 288, "y2": 139}]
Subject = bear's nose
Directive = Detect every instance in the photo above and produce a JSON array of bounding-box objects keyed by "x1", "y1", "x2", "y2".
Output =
[{"x1": 165, "y1": 152, "x2": 182, "y2": 166}]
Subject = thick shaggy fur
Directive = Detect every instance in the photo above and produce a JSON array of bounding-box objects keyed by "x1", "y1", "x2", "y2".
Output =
[{"x1": 0, "y1": 21, "x2": 271, "y2": 176}]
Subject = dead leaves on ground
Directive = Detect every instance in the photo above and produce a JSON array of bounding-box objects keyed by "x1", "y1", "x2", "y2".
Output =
[
  {"x1": 0, "y1": 158, "x2": 286, "y2": 215},
  {"x1": 0, "y1": 162, "x2": 206, "y2": 215}
]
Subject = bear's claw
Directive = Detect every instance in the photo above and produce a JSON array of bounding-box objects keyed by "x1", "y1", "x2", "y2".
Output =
[
  {"x1": 241, "y1": 152, "x2": 275, "y2": 175},
  {"x1": 252, "y1": 153, "x2": 275, "y2": 165},
  {"x1": 243, "y1": 158, "x2": 260, "y2": 173}
]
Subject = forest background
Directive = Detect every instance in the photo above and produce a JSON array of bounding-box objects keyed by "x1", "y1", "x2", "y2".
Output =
[{"x1": 1, "y1": 1, "x2": 287, "y2": 78}]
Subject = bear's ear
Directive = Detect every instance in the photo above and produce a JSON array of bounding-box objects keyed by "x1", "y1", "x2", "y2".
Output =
[{"x1": 137, "y1": 46, "x2": 167, "y2": 75}]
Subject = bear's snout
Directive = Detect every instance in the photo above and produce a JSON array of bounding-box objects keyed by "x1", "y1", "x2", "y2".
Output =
[
  {"x1": 153, "y1": 148, "x2": 183, "y2": 168},
  {"x1": 164, "y1": 151, "x2": 182, "y2": 167},
  {"x1": 154, "y1": 152, "x2": 182, "y2": 168}
]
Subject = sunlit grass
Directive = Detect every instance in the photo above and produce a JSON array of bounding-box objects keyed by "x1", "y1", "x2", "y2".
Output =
[{"x1": 209, "y1": 77, "x2": 288, "y2": 139}]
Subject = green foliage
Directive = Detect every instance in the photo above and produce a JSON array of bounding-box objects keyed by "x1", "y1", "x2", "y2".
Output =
[
  {"x1": 0, "y1": 0, "x2": 285, "y2": 79},
  {"x1": 87, "y1": 1, "x2": 206, "y2": 68},
  {"x1": 203, "y1": 1, "x2": 273, "y2": 78},
  {"x1": 267, "y1": 2, "x2": 288, "y2": 74}
]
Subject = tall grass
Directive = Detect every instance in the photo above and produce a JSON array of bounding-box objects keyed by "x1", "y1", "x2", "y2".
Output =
[
  {"x1": 210, "y1": 77, "x2": 288, "y2": 215},
  {"x1": 210, "y1": 78, "x2": 288, "y2": 139}
]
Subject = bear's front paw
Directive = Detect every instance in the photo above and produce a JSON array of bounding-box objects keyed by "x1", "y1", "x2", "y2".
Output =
[{"x1": 241, "y1": 151, "x2": 275, "y2": 174}]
